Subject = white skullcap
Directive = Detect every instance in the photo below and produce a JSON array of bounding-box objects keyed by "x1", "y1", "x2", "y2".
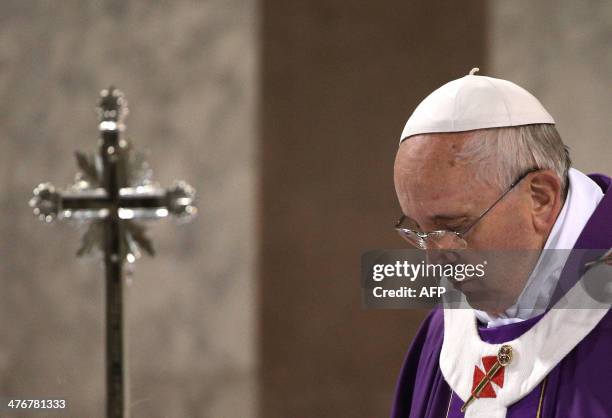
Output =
[{"x1": 400, "y1": 68, "x2": 555, "y2": 143}]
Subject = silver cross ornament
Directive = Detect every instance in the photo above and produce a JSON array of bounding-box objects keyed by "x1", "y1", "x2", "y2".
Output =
[{"x1": 29, "y1": 87, "x2": 197, "y2": 418}]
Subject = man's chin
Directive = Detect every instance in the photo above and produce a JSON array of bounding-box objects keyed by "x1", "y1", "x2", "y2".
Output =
[
  {"x1": 461, "y1": 289, "x2": 515, "y2": 314},
  {"x1": 449, "y1": 276, "x2": 481, "y2": 293}
]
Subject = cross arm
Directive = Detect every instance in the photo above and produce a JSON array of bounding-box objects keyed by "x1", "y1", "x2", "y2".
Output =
[{"x1": 117, "y1": 182, "x2": 197, "y2": 220}]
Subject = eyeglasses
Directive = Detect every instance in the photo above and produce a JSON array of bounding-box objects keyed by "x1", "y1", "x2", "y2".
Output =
[{"x1": 394, "y1": 168, "x2": 539, "y2": 249}]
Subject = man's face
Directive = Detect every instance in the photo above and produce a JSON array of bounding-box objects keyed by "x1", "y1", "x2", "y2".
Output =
[{"x1": 394, "y1": 132, "x2": 544, "y2": 314}]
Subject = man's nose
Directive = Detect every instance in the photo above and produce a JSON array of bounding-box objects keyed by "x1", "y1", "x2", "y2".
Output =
[{"x1": 426, "y1": 249, "x2": 461, "y2": 266}]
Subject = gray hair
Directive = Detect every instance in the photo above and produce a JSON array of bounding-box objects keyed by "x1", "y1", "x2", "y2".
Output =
[{"x1": 457, "y1": 124, "x2": 571, "y2": 197}]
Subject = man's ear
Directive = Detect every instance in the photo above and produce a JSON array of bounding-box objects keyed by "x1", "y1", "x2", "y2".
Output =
[{"x1": 527, "y1": 170, "x2": 563, "y2": 234}]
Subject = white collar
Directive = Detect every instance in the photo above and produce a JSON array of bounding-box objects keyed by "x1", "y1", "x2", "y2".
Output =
[
  {"x1": 475, "y1": 168, "x2": 604, "y2": 327},
  {"x1": 440, "y1": 280, "x2": 609, "y2": 418}
]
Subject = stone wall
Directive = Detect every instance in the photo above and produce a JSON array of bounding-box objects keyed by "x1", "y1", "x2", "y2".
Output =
[
  {"x1": 489, "y1": 0, "x2": 612, "y2": 173},
  {"x1": 0, "y1": 1, "x2": 256, "y2": 417}
]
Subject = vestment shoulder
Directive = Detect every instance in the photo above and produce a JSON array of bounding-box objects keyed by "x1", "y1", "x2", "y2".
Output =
[{"x1": 390, "y1": 308, "x2": 445, "y2": 418}]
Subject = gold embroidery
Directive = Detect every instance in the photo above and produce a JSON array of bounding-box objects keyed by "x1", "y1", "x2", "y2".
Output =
[
  {"x1": 444, "y1": 376, "x2": 547, "y2": 417},
  {"x1": 536, "y1": 377, "x2": 547, "y2": 418},
  {"x1": 445, "y1": 390, "x2": 452, "y2": 418}
]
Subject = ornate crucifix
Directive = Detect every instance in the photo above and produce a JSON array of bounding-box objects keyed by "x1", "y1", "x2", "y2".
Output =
[{"x1": 29, "y1": 87, "x2": 197, "y2": 418}]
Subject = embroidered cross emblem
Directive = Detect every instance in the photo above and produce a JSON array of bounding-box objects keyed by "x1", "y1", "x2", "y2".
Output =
[
  {"x1": 461, "y1": 344, "x2": 513, "y2": 412},
  {"x1": 472, "y1": 355, "x2": 505, "y2": 397}
]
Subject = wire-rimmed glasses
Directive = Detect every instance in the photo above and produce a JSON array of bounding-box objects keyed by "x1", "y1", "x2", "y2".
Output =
[{"x1": 395, "y1": 168, "x2": 539, "y2": 249}]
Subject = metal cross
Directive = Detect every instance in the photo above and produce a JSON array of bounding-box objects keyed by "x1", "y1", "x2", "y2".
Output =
[{"x1": 29, "y1": 87, "x2": 197, "y2": 418}]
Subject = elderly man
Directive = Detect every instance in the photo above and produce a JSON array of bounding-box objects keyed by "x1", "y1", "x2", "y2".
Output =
[{"x1": 390, "y1": 70, "x2": 611, "y2": 418}]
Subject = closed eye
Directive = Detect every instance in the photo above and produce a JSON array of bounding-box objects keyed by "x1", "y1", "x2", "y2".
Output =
[
  {"x1": 399, "y1": 214, "x2": 471, "y2": 234},
  {"x1": 434, "y1": 217, "x2": 471, "y2": 232}
]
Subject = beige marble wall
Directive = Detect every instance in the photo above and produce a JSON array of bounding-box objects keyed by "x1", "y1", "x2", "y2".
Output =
[
  {"x1": 0, "y1": 1, "x2": 256, "y2": 417},
  {"x1": 489, "y1": 0, "x2": 612, "y2": 174}
]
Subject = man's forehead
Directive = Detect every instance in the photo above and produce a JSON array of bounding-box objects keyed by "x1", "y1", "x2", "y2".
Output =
[
  {"x1": 394, "y1": 132, "x2": 479, "y2": 185},
  {"x1": 394, "y1": 132, "x2": 486, "y2": 216},
  {"x1": 397, "y1": 132, "x2": 473, "y2": 160}
]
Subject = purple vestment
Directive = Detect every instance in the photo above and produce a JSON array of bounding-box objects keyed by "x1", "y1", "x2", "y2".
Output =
[{"x1": 391, "y1": 174, "x2": 612, "y2": 418}]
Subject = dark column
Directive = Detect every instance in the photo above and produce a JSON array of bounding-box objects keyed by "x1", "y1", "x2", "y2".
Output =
[{"x1": 260, "y1": 1, "x2": 487, "y2": 417}]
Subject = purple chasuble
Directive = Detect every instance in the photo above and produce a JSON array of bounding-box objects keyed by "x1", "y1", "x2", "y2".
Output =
[{"x1": 390, "y1": 174, "x2": 612, "y2": 418}]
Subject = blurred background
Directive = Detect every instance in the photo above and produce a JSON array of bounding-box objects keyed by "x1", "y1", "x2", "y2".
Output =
[{"x1": 0, "y1": 1, "x2": 610, "y2": 417}]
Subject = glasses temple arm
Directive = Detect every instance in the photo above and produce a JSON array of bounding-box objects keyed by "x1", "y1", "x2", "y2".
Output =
[{"x1": 458, "y1": 168, "x2": 538, "y2": 236}]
